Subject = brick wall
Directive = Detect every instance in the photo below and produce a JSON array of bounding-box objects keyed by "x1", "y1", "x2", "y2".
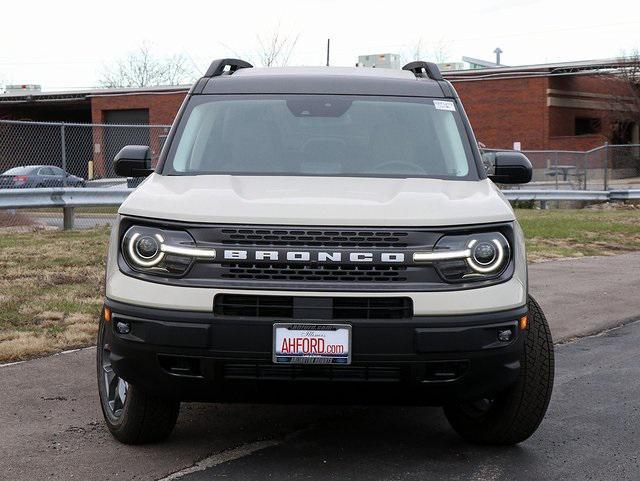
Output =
[
  {"x1": 90, "y1": 91, "x2": 187, "y2": 125},
  {"x1": 451, "y1": 72, "x2": 637, "y2": 151},
  {"x1": 452, "y1": 76, "x2": 550, "y2": 150},
  {"x1": 89, "y1": 91, "x2": 187, "y2": 176}
]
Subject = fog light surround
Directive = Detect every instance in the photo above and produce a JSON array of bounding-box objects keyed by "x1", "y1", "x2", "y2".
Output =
[
  {"x1": 497, "y1": 329, "x2": 513, "y2": 342},
  {"x1": 116, "y1": 321, "x2": 131, "y2": 335}
]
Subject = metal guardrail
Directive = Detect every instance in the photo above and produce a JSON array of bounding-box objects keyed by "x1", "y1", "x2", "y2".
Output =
[
  {"x1": 502, "y1": 189, "x2": 611, "y2": 201},
  {"x1": 610, "y1": 190, "x2": 640, "y2": 200},
  {"x1": 502, "y1": 189, "x2": 640, "y2": 201},
  {"x1": 1, "y1": 188, "x2": 639, "y2": 230},
  {"x1": 0, "y1": 187, "x2": 133, "y2": 209},
  {"x1": 0, "y1": 187, "x2": 133, "y2": 229}
]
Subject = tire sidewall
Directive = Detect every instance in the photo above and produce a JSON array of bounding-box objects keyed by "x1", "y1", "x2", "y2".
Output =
[{"x1": 96, "y1": 315, "x2": 130, "y2": 429}]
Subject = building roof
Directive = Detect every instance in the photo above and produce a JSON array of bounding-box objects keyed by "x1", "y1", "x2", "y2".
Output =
[
  {"x1": 443, "y1": 58, "x2": 629, "y2": 80},
  {"x1": 0, "y1": 84, "x2": 190, "y2": 103},
  {"x1": 461, "y1": 56, "x2": 504, "y2": 68}
]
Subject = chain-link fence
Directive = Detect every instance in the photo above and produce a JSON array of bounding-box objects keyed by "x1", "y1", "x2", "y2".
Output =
[
  {"x1": 0, "y1": 119, "x2": 170, "y2": 230},
  {"x1": 0, "y1": 119, "x2": 170, "y2": 183},
  {"x1": 487, "y1": 144, "x2": 640, "y2": 191},
  {"x1": 1, "y1": 118, "x2": 640, "y2": 231}
]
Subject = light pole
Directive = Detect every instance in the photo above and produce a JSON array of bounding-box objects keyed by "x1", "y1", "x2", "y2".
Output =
[{"x1": 326, "y1": 38, "x2": 330, "y2": 66}]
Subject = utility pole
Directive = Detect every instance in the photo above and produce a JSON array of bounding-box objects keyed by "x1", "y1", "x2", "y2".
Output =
[
  {"x1": 326, "y1": 38, "x2": 330, "y2": 66},
  {"x1": 494, "y1": 47, "x2": 503, "y2": 65}
]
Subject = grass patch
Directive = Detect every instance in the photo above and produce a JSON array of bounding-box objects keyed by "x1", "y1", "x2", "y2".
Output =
[
  {"x1": 515, "y1": 208, "x2": 640, "y2": 262},
  {"x1": 0, "y1": 227, "x2": 109, "y2": 362},
  {"x1": 1, "y1": 208, "x2": 640, "y2": 362}
]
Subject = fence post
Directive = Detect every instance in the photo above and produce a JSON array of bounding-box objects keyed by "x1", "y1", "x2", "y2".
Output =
[
  {"x1": 63, "y1": 206, "x2": 75, "y2": 230},
  {"x1": 554, "y1": 151, "x2": 559, "y2": 190},
  {"x1": 603, "y1": 142, "x2": 609, "y2": 191},
  {"x1": 60, "y1": 122, "x2": 67, "y2": 187},
  {"x1": 583, "y1": 150, "x2": 588, "y2": 190}
]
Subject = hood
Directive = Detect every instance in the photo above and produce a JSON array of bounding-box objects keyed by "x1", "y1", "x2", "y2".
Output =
[{"x1": 119, "y1": 174, "x2": 514, "y2": 227}]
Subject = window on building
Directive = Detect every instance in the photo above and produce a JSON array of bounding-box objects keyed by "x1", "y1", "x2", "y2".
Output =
[{"x1": 575, "y1": 117, "x2": 601, "y2": 135}]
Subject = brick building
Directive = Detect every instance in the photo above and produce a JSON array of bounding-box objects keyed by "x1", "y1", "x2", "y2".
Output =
[
  {"x1": 0, "y1": 86, "x2": 189, "y2": 177},
  {"x1": 446, "y1": 59, "x2": 639, "y2": 151}
]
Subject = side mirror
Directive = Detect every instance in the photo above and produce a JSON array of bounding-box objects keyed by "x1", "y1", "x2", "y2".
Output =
[
  {"x1": 114, "y1": 145, "x2": 153, "y2": 177},
  {"x1": 488, "y1": 151, "x2": 532, "y2": 184}
]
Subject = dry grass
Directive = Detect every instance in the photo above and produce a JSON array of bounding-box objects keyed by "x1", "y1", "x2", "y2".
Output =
[
  {"x1": 1, "y1": 208, "x2": 640, "y2": 362},
  {"x1": 515, "y1": 208, "x2": 640, "y2": 262},
  {"x1": 0, "y1": 228, "x2": 109, "y2": 362}
]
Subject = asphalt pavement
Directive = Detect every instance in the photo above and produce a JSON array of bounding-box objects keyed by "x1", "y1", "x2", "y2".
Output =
[
  {"x1": 1, "y1": 252, "x2": 639, "y2": 481},
  {"x1": 180, "y1": 320, "x2": 640, "y2": 481}
]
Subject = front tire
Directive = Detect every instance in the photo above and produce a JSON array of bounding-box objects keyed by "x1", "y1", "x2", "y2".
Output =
[
  {"x1": 443, "y1": 295, "x2": 554, "y2": 445},
  {"x1": 97, "y1": 313, "x2": 180, "y2": 444}
]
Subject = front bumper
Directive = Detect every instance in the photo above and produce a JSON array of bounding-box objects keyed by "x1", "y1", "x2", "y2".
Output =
[{"x1": 104, "y1": 299, "x2": 527, "y2": 405}]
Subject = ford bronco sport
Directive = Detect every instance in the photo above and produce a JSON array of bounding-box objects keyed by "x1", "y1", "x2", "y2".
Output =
[{"x1": 98, "y1": 59, "x2": 554, "y2": 445}]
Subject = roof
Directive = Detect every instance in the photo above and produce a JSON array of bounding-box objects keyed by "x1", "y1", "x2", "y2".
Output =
[
  {"x1": 443, "y1": 57, "x2": 630, "y2": 80},
  {"x1": 0, "y1": 84, "x2": 190, "y2": 103},
  {"x1": 201, "y1": 66, "x2": 447, "y2": 97},
  {"x1": 461, "y1": 56, "x2": 504, "y2": 68}
]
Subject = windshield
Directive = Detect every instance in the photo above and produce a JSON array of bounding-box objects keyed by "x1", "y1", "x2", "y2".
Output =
[{"x1": 164, "y1": 95, "x2": 478, "y2": 179}]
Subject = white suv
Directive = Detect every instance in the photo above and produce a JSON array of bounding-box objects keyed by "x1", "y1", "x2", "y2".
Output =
[{"x1": 98, "y1": 59, "x2": 554, "y2": 445}]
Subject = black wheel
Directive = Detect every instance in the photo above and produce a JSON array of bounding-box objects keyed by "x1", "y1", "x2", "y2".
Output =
[
  {"x1": 97, "y1": 313, "x2": 180, "y2": 444},
  {"x1": 443, "y1": 295, "x2": 554, "y2": 445}
]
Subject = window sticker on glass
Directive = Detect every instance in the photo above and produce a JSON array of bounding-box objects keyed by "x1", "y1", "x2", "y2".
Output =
[{"x1": 433, "y1": 100, "x2": 456, "y2": 111}]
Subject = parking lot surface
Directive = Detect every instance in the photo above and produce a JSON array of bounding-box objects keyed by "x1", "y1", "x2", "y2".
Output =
[
  {"x1": 1, "y1": 253, "x2": 639, "y2": 481},
  {"x1": 180, "y1": 320, "x2": 640, "y2": 481}
]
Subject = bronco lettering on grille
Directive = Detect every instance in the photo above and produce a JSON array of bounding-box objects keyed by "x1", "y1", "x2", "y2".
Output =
[{"x1": 222, "y1": 250, "x2": 405, "y2": 263}]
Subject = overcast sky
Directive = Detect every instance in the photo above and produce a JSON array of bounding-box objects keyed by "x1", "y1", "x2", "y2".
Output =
[{"x1": 1, "y1": 0, "x2": 639, "y2": 91}]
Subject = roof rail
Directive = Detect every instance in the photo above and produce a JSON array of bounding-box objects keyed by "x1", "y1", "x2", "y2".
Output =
[
  {"x1": 402, "y1": 61, "x2": 443, "y2": 81},
  {"x1": 204, "y1": 58, "x2": 253, "y2": 78}
]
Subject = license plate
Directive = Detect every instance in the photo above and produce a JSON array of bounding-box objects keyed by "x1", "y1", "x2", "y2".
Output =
[{"x1": 273, "y1": 323, "x2": 351, "y2": 365}]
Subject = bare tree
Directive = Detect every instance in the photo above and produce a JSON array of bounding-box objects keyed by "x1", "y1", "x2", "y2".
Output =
[
  {"x1": 409, "y1": 38, "x2": 451, "y2": 63},
  {"x1": 99, "y1": 45, "x2": 196, "y2": 88},
  {"x1": 256, "y1": 29, "x2": 299, "y2": 67},
  {"x1": 602, "y1": 51, "x2": 640, "y2": 144}
]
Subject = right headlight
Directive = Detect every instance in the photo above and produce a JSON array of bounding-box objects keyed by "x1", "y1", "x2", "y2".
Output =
[
  {"x1": 413, "y1": 232, "x2": 510, "y2": 282},
  {"x1": 121, "y1": 225, "x2": 216, "y2": 276}
]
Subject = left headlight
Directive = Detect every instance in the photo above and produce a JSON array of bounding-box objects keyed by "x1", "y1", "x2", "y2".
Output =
[
  {"x1": 121, "y1": 225, "x2": 216, "y2": 276},
  {"x1": 413, "y1": 232, "x2": 511, "y2": 282}
]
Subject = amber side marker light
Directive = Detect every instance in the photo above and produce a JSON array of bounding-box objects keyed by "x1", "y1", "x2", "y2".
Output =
[
  {"x1": 519, "y1": 315, "x2": 528, "y2": 330},
  {"x1": 104, "y1": 306, "x2": 112, "y2": 322}
]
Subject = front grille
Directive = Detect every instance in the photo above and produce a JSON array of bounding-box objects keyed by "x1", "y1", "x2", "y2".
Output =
[
  {"x1": 214, "y1": 294, "x2": 413, "y2": 319},
  {"x1": 219, "y1": 228, "x2": 409, "y2": 248},
  {"x1": 222, "y1": 363, "x2": 403, "y2": 382},
  {"x1": 120, "y1": 219, "x2": 514, "y2": 291},
  {"x1": 221, "y1": 263, "x2": 407, "y2": 282}
]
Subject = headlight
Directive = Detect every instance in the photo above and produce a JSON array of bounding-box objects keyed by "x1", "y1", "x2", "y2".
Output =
[
  {"x1": 121, "y1": 225, "x2": 216, "y2": 276},
  {"x1": 413, "y1": 232, "x2": 510, "y2": 282}
]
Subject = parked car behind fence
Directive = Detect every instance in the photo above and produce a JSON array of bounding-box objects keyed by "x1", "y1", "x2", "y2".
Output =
[{"x1": 0, "y1": 165, "x2": 85, "y2": 189}]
